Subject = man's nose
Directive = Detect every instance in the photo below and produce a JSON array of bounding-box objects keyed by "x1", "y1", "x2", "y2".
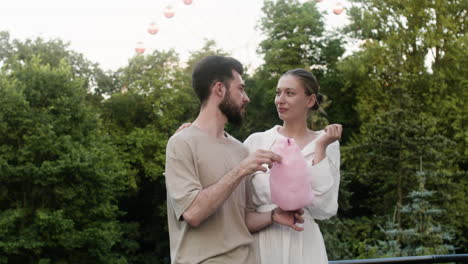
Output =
[{"x1": 244, "y1": 93, "x2": 250, "y2": 103}]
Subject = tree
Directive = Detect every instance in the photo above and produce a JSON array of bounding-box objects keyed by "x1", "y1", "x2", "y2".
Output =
[
  {"x1": 339, "y1": 0, "x2": 467, "y2": 253},
  {"x1": 258, "y1": 0, "x2": 324, "y2": 76},
  {"x1": 369, "y1": 171, "x2": 455, "y2": 257},
  {"x1": 0, "y1": 55, "x2": 128, "y2": 263},
  {"x1": 184, "y1": 39, "x2": 229, "y2": 79},
  {"x1": 344, "y1": 0, "x2": 467, "y2": 165},
  {"x1": 314, "y1": 36, "x2": 357, "y2": 143},
  {"x1": 0, "y1": 31, "x2": 113, "y2": 97},
  {"x1": 101, "y1": 49, "x2": 199, "y2": 263}
]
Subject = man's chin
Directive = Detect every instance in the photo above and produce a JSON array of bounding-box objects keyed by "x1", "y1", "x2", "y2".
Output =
[{"x1": 228, "y1": 116, "x2": 244, "y2": 127}]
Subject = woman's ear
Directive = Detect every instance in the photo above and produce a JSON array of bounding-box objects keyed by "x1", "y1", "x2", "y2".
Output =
[{"x1": 307, "y1": 94, "x2": 317, "y2": 108}]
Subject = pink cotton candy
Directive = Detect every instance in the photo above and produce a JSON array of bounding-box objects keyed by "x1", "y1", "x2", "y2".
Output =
[{"x1": 270, "y1": 137, "x2": 314, "y2": 211}]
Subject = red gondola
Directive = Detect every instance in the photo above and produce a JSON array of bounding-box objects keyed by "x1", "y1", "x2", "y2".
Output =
[
  {"x1": 135, "y1": 41, "x2": 145, "y2": 54},
  {"x1": 333, "y1": 3, "x2": 344, "y2": 15},
  {"x1": 147, "y1": 22, "x2": 159, "y2": 35},
  {"x1": 164, "y1": 5, "x2": 175, "y2": 18}
]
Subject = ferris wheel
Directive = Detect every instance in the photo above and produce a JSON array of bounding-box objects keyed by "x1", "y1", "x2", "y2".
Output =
[{"x1": 133, "y1": 0, "x2": 349, "y2": 65}]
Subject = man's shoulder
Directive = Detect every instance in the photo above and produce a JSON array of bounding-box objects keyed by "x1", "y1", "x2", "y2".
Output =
[
  {"x1": 166, "y1": 127, "x2": 200, "y2": 157},
  {"x1": 224, "y1": 132, "x2": 243, "y2": 145},
  {"x1": 169, "y1": 126, "x2": 198, "y2": 144}
]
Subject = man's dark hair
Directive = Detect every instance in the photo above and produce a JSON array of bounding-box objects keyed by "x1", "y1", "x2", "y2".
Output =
[{"x1": 192, "y1": 55, "x2": 243, "y2": 105}]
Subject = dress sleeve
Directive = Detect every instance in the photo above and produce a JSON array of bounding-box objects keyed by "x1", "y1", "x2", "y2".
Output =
[
  {"x1": 165, "y1": 136, "x2": 201, "y2": 221},
  {"x1": 243, "y1": 133, "x2": 260, "y2": 154},
  {"x1": 306, "y1": 141, "x2": 341, "y2": 220}
]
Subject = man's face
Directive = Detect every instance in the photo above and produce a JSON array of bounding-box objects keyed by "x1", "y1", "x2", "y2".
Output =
[{"x1": 218, "y1": 70, "x2": 250, "y2": 126}]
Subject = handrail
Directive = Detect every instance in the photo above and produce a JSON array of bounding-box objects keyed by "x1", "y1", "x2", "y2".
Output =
[{"x1": 329, "y1": 254, "x2": 468, "y2": 264}]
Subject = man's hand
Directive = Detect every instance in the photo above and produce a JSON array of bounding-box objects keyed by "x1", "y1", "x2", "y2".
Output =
[
  {"x1": 272, "y1": 207, "x2": 305, "y2": 231},
  {"x1": 238, "y1": 149, "x2": 282, "y2": 176}
]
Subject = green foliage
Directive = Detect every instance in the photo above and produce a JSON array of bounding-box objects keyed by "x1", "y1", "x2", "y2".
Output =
[
  {"x1": 233, "y1": 73, "x2": 280, "y2": 141},
  {"x1": 185, "y1": 40, "x2": 229, "y2": 79},
  {"x1": 368, "y1": 173, "x2": 455, "y2": 257},
  {"x1": 0, "y1": 0, "x2": 466, "y2": 260},
  {"x1": 321, "y1": 216, "x2": 384, "y2": 260},
  {"x1": 344, "y1": 0, "x2": 467, "y2": 163},
  {"x1": 318, "y1": 49, "x2": 359, "y2": 143},
  {"x1": 100, "y1": 48, "x2": 200, "y2": 263},
  {"x1": 0, "y1": 31, "x2": 112, "y2": 96},
  {"x1": 259, "y1": 0, "x2": 325, "y2": 76},
  {"x1": 337, "y1": 0, "x2": 467, "y2": 254},
  {"x1": 0, "y1": 54, "x2": 128, "y2": 262}
]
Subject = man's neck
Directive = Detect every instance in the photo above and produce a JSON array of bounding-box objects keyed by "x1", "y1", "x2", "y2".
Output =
[{"x1": 192, "y1": 105, "x2": 227, "y2": 139}]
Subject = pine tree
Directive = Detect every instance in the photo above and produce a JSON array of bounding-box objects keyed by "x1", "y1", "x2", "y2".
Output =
[{"x1": 369, "y1": 167, "x2": 454, "y2": 257}]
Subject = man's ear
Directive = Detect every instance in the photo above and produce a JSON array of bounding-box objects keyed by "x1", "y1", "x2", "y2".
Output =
[{"x1": 213, "y1": 82, "x2": 226, "y2": 98}]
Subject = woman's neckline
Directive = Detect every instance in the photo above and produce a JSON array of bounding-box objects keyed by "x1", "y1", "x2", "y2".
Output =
[{"x1": 273, "y1": 125, "x2": 323, "y2": 151}]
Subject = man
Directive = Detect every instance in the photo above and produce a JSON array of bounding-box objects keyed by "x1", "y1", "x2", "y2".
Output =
[{"x1": 165, "y1": 56, "x2": 303, "y2": 264}]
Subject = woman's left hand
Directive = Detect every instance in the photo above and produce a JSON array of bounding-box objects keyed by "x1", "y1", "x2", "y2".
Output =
[{"x1": 272, "y1": 208, "x2": 304, "y2": 231}]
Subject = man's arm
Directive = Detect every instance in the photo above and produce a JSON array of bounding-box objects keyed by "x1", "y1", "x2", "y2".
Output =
[
  {"x1": 182, "y1": 150, "x2": 282, "y2": 227},
  {"x1": 182, "y1": 166, "x2": 244, "y2": 227}
]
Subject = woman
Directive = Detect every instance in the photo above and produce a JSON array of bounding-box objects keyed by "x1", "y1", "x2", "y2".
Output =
[{"x1": 243, "y1": 68, "x2": 341, "y2": 264}]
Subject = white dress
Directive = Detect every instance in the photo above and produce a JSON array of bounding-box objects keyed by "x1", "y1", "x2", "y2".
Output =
[{"x1": 244, "y1": 125, "x2": 341, "y2": 264}]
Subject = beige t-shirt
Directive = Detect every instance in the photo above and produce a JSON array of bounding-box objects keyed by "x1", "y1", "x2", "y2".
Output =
[{"x1": 165, "y1": 126, "x2": 257, "y2": 264}]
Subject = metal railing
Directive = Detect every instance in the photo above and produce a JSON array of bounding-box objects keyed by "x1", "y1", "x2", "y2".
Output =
[{"x1": 329, "y1": 254, "x2": 468, "y2": 264}]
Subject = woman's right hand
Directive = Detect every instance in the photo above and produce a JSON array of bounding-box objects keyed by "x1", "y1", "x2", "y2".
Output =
[
  {"x1": 313, "y1": 124, "x2": 342, "y2": 165},
  {"x1": 316, "y1": 123, "x2": 342, "y2": 148}
]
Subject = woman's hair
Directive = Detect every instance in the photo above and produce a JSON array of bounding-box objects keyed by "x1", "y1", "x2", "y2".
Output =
[{"x1": 282, "y1": 68, "x2": 322, "y2": 111}]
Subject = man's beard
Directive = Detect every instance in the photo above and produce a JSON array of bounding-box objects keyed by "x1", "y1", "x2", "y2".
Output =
[{"x1": 218, "y1": 92, "x2": 245, "y2": 126}]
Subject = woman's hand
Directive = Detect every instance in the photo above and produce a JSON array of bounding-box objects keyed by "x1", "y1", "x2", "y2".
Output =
[
  {"x1": 313, "y1": 124, "x2": 342, "y2": 165},
  {"x1": 272, "y1": 208, "x2": 304, "y2": 231},
  {"x1": 174, "y1": 122, "x2": 192, "y2": 134},
  {"x1": 316, "y1": 124, "x2": 342, "y2": 148}
]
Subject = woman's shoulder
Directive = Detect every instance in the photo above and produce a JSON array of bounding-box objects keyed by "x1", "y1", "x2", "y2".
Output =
[{"x1": 244, "y1": 126, "x2": 280, "y2": 145}]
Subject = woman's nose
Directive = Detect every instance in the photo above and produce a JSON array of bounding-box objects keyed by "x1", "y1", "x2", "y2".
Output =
[{"x1": 277, "y1": 93, "x2": 285, "y2": 103}]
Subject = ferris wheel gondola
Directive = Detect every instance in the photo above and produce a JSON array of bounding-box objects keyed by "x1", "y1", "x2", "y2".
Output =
[
  {"x1": 164, "y1": 5, "x2": 176, "y2": 18},
  {"x1": 135, "y1": 41, "x2": 146, "y2": 54},
  {"x1": 333, "y1": 2, "x2": 344, "y2": 15},
  {"x1": 147, "y1": 22, "x2": 159, "y2": 35}
]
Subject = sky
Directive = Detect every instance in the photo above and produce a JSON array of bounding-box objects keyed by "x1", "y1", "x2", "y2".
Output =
[{"x1": 1, "y1": 0, "x2": 350, "y2": 72}]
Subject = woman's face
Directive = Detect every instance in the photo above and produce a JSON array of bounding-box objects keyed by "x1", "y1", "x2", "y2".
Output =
[{"x1": 275, "y1": 75, "x2": 316, "y2": 121}]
